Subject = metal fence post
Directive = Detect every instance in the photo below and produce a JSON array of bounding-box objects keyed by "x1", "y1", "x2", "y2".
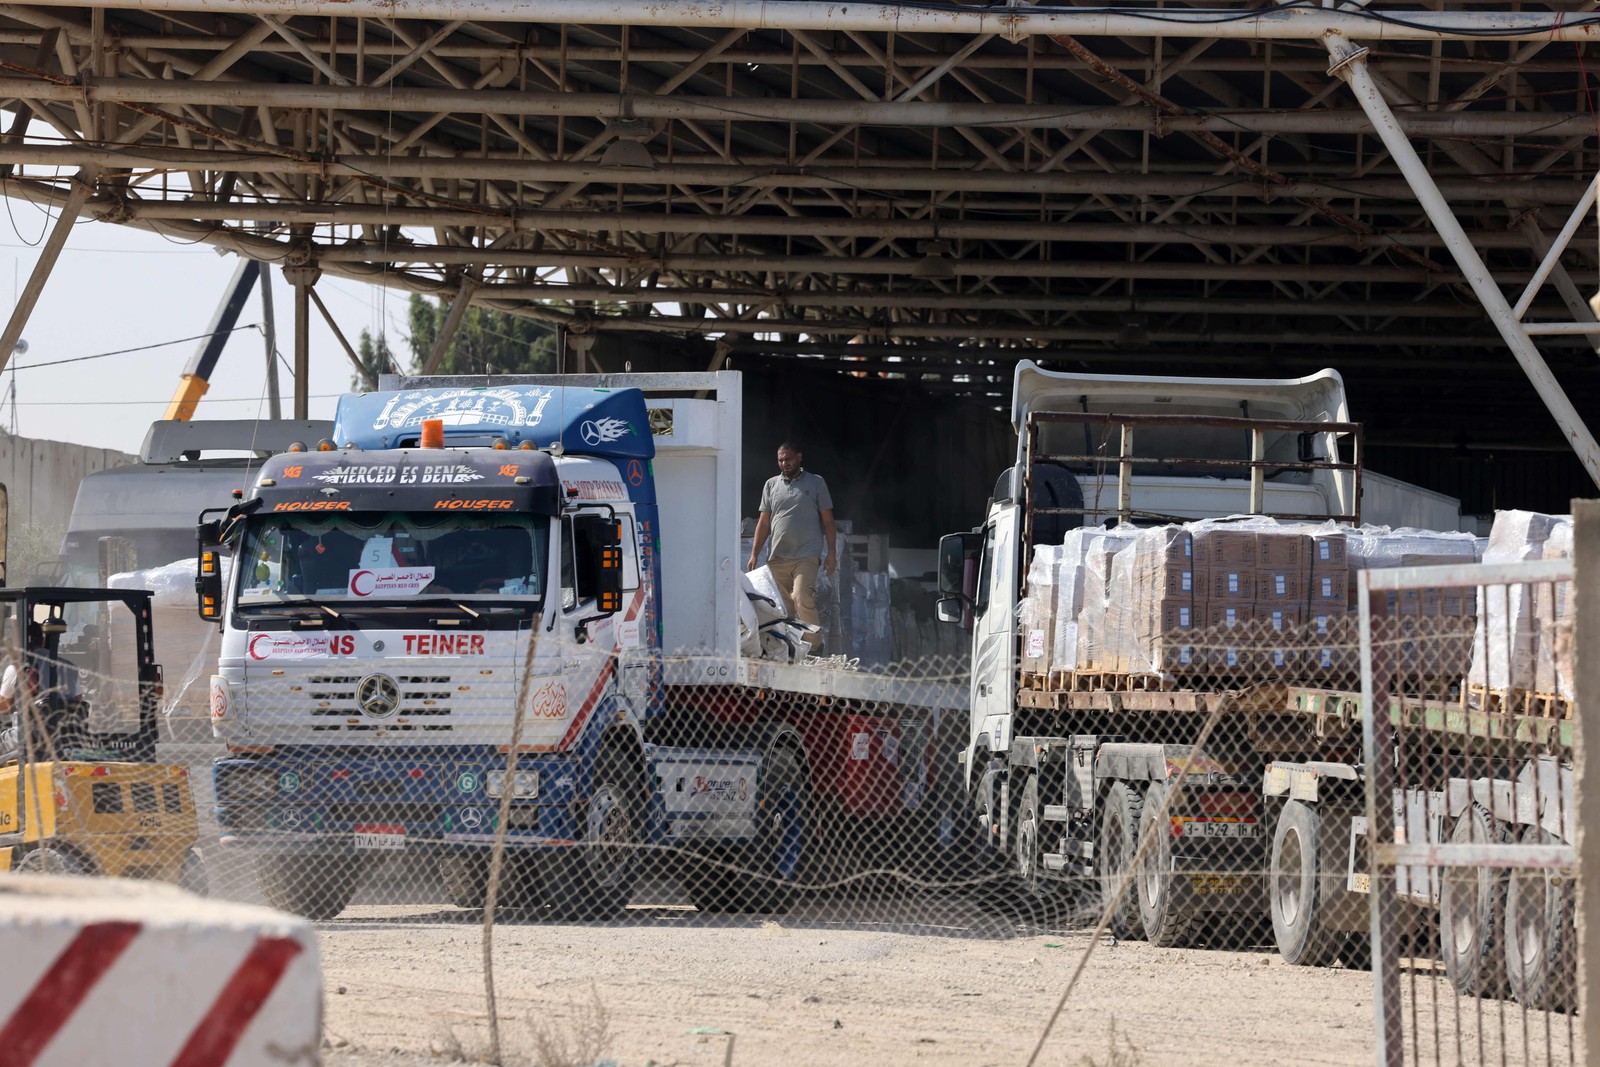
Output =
[{"x1": 1573, "y1": 499, "x2": 1600, "y2": 1065}]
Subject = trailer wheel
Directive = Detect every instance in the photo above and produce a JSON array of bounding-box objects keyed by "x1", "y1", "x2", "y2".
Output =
[
  {"x1": 15, "y1": 845, "x2": 89, "y2": 876},
  {"x1": 255, "y1": 853, "x2": 364, "y2": 920},
  {"x1": 544, "y1": 751, "x2": 643, "y2": 921},
  {"x1": 1439, "y1": 804, "x2": 1510, "y2": 998},
  {"x1": 1270, "y1": 799, "x2": 1361, "y2": 966},
  {"x1": 686, "y1": 744, "x2": 809, "y2": 914},
  {"x1": 1503, "y1": 827, "x2": 1575, "y2": 1011},
  {"x1": 1136, "y1": 782, "x2": 1200, "y2": 948},
  {"x1": 1097, "y1": 781, "x2": 1145, "y2": 942}
]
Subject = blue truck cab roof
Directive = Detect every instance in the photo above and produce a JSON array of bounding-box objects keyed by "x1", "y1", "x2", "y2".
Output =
[{"x1": 332, "y1": 384, "x2": 655, "y2": 460}]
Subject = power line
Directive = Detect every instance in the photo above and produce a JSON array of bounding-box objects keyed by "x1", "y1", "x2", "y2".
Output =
[{"x1": 8, "y1": 324, "x2": 262, "y2": 371}]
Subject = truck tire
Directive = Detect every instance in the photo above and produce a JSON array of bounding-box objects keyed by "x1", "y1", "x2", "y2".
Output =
[
  {"x1": 255, "y1": 853, "x2": 364, "y2": 920},
  {"x1": 1503, "y1": 827, "x2": 1575, "y2": 1011},
  {"x1": 15, "y1": 845, "x2": 89, "y2": 875},
  {"x1": 686, "y1": 745, "x2": 810, "y2": 914},
  {"x1": 1439, "y1": 804, "x2": 1510, "y2": 998},
  {"x1": 439, "y1": 852, "x2": 542, "y2": 911},
  {"x1": 543, "y1": 752, "x2": 643, "y2": 921},
  {"x1": 1097, "y1": 781, "x2": 1145, "y2": 942},
  {"x1": 1136, "y1": 782, "x2": 1201, "y2": 948},
  {"x1": 1270, "y1": 799, "x2": 1362, "y2": 967}
]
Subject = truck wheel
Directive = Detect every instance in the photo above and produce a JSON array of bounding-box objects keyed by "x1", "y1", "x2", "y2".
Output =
[
  {"x1": 1503, "y1": 827, "x2": 1575, "y2": 1011},
  {"x1": 256, "y1": 853, "x2": 364, "y2": 920},
  {"x1": 1136, "y1": 782, "x2": 1200, "y2": 948},
  {"x1": 1271, "y1": 799, "x2": 1361, "y2": 966},
  {"x1": 15, "y1": 845, "x2": 88, "y2": 875},
  {"x1": 1439, "y1": 804, "x2": 1510, "y2": 998},
  {"x1": 686, "y1": 744, "x2": 809, "y2": 914},
  {"x1": 1097, "y1": 781, "x2": 1145, "y2": 941},
  {"x1": 544, "y1": 753, "x2": 643, "y2": 921}
]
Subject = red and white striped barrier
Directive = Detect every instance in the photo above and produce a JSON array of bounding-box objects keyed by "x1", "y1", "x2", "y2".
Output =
[{"x1": 0, "y1": 876, "x2": 321, "y2": 1067}]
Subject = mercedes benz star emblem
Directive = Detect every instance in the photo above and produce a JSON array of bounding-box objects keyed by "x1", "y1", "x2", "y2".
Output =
[{"x1": 356, "y1": 673, "x2": 401, "y2": 719}]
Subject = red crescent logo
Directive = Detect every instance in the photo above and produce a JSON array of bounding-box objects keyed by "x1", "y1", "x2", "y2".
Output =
[
  {"x1": 248, "y1": 633, "x2": 273, "y2": 661},
  {"x1": 350, "y1": 570, "x2": 376, "y2": 597}
]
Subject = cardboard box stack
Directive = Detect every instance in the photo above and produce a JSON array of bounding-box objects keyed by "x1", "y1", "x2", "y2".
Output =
[
  {"x1": 1467, "y1": 510, "x2": 1572, "y2": 699},
  {"x1": 1073, "y1": 530, "x2": 1137, "y2": 672},
  {"x1": 1125, "y1": 527, "x2": 1204, "y2": 674},
  {"x1": 1017, "y1": 543, "x2": 1066, "y2": 676}
]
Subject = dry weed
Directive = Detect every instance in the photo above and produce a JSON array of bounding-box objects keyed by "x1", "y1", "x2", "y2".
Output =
[
  {"x1": 525, "y1": 982, "x2": 614, "y2": 1067},
  {"x1": 1076, "y1": 1018, "x2": 1141, "y2": 1067}
]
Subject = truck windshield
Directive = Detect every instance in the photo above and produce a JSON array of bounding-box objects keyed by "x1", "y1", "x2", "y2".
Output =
[{"x1": 235, "y1": 512, "x2": 548, "y2": 606}]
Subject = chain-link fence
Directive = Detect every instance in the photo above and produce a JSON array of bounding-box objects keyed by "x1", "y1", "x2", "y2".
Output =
[{"x1": 3, "y1": 517, "x2": 1593, "y2": 1065}]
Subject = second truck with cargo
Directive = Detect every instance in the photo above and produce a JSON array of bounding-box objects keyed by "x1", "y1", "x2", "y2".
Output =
[{"x1": 938, "y1": 361, "x2": 1576, "y2": 1008}]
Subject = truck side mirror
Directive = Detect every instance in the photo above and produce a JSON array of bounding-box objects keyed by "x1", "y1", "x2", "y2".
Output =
[
  {"x1": 195, "y1": 519, "x2": 224, "y2": 623},
  {"x1": 936, "y1": 531, "x2": 981, "y2": 629},
  {"x1": 594, "y1": 519, "x2": 623, "y2": 615},
  {"x1": 575, "y1": 516, "x2": 624, "y2": 643}
]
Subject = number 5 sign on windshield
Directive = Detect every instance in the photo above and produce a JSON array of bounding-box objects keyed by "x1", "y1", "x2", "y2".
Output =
[{"x1": 348, "y1": 567, "x2": 436, "y2": 597}]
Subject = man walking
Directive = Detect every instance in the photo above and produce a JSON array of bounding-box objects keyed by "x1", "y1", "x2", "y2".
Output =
[{"x1": 747, "y1": 442, "x2": 837, "y2": 655}]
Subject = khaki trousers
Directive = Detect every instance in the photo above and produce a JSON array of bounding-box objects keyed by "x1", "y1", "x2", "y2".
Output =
[{"x1": 766, "y1": 555, "x2": 822, "y2": 654}]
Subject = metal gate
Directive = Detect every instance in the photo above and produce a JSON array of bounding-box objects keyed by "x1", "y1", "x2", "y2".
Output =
[{"x1": 1361, "y1": 556, "x2": 1579, "y2": 1065}]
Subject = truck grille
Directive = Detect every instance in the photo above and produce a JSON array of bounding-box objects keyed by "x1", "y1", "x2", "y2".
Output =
[{"x1": 303, "y1": 672, "x2": 457, "y2": 734}]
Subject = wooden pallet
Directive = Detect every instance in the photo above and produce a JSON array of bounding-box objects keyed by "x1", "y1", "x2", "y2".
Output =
[
  {"x1": 1468, "y1": 684, "x2": 1572, "y2": 720},
  {"x1": 1019, "y1": 671, "x2": 1052, "y2": 692}
]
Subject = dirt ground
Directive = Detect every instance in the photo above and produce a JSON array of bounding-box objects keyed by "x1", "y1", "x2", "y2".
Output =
[{"x1": 318, "y1": 890, "x2": 1389, "y2": 1067}]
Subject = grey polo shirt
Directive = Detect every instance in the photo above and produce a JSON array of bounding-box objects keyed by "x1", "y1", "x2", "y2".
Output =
[{"x1": 759, "y1": 470, "x2": 834, "y2": 561}]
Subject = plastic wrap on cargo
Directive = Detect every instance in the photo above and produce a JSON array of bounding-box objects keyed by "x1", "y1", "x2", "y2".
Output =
[
  {"x1": 1073, "y1": 530, "x2": 1136, "y2": 671},
  {"x1": 1020, "y1": 544, "x2": 1065, "y2": 673},
  {"x1": 1123, "y1": 526, "x2": 1205, "y2": 675},
  {"x1": 1017, "y1": 593, "x2": 1052, "y2": 672},
  {"x1": 1101, "y1": 542, "x2": 1139, "y2": 674},
  {"x1": 1535, "y1": 517, "x2": 1574, "y2": 698},
  {"x1": 1468, "y1": 511, "x2": 1568, "y2": 694},
  {"x1": 1050, "y1": 528, "x2": 1106, "y2": 671},
  {"x1": 1345, "y1": 525, "x2": 1478, "y2": 570}
]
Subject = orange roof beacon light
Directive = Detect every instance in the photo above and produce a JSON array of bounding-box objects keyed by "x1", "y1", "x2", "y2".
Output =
[{"x1": 420, "y1": 419, "x2": 445, "y2": 449}]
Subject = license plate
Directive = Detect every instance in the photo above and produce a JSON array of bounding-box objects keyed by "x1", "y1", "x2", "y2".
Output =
[
  {"x1": 1187, "y1": 821, "x2": 1260, "y2": 839},
  {"x1": 353, "y1": 824, "x2": 406, "y2": 850},
  {"x1": 1191, "y1": 873, "x2": 1250, "y2": 895}
]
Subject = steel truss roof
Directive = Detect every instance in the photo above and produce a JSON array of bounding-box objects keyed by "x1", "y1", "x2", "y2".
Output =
[{"x1": 0, "y1": 1, "x2": 1598, "y2": 461}]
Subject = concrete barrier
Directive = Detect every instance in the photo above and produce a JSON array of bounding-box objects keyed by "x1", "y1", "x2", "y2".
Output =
[{"x1": 0, "y1": 875, "x2": 321, "y2": 1067}]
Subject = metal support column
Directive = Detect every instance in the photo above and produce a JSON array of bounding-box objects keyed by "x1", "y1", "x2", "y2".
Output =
[
  {"x1": 261, "y1": 262, "x2": 281, "y2": 420},
  {"x1": 0, "y1": 168, "x2": 96, "y2": 375},
  {"x1": 1575, "y1": 499, "x2": 1600, "y2": 1067},
  {"x1": 282, "y1": 262, "x2": 320, "y2": 420},
  {"x1": 1326, "y1": 33, "x2": 1600, "y2": 489}
]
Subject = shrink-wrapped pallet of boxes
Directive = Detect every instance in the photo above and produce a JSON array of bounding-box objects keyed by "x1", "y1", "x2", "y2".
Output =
[
  {"x1": 1535, "y1": 519, "x2": 1574, "y2": 699},
  {"x1": 1467, "y1": 510, "x2": 1571, "y2": 701},
  {"x1": 1017, "y1": 543, "x2": 1066, "y2": 676},
  {"x1": 1348, "y1": 526, "x2": 1479, "y2": 691},
  {"x1": 1049, "y1": 527, "x2": 1114, "y2": 675},
  {"x1": 1074, "y1": 530, "x2": 1136, "y2": 672},
  {"x1": 1125, "y1": 526, "x2": 1205, "y2": 675}
]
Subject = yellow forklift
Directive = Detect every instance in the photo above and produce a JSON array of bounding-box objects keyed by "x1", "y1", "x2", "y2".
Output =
[{"x1": 0, "y1": 585, "x2": 201, "y2": 886}]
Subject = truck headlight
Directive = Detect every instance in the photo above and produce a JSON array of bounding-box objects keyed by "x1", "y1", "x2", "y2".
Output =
[{"x1": 486, "y1": 770, "x2": 539, "y2": 798}]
